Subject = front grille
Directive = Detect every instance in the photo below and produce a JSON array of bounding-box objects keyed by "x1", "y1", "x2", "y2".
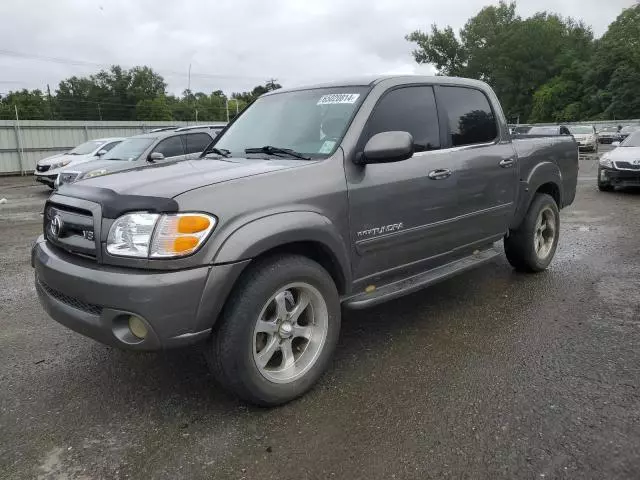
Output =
[
  {"x1": 45, "y1": 202, "x2": 97, "y2": 258},
  {"x1": 37, "y1": 277, "x2": 102, "y2": 315},
  {"x1": 615, "y1": 161, "x2": 640, "y2": 170},
  {"x1": 36, "y1": 165, "x2": 51, "y2": 173},
  {"x1": 58, "y1": 172, "x2": 79, "y2": 185}
]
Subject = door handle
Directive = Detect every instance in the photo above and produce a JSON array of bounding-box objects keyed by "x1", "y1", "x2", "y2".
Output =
[
  {"x1": 499, "y1": 158, "x2": 515, "y2": 168},
  {"x1": 428, "y1": 168, "x2": 452, "y2": 180}
]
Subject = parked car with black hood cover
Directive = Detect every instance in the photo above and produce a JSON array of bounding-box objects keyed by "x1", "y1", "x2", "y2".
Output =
[{"x1": 32, "y1": 76, "x2": 578, "y2": 406}]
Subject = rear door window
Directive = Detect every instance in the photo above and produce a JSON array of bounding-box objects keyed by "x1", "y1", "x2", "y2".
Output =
[
  {"x1": 183, "y1": 133, "x2": 213, "y2": 154},
  {"x1": 437, "y1": 87, "x2": 498, "y2": 147},
  {"x1": 153, "y1": 136, "x2": 185, "y2": 158},
  {"x1": 362, "y1": 86, "x2": 440, "y2": 152}
]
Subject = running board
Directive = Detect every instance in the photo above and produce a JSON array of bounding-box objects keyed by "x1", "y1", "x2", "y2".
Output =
[{"x1": 343, "y1": 247, "x2": 501, "y2": 310}]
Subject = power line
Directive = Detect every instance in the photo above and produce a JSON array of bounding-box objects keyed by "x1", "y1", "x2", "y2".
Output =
[{"x1": 0, "y1": 49, "x2": 268, "y2": 81}]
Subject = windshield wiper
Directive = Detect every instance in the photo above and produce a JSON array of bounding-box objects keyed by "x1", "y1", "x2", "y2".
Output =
[
  {"x1": 200, "y1": 144, "x2": 231, "y2": 158},
  {"x1": 245, "y1": 146, "x2": 311, "y2": 160}
]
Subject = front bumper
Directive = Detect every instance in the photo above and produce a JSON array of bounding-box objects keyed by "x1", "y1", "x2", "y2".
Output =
[
  {"x1": 34, "y1": 172, "x2": 57, "y2": 187},
  {"x1": 599, "y1": 167, "x2": 640, "y2": 187},
  {"x1": 32, "y1": 237, "x2": 249, "y2": 350}
]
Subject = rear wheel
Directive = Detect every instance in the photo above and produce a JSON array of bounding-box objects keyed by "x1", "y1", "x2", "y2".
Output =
[
  {"x1": 207, "y1": 254, "x2": 341, "y2": 406},
  {"x1": 504, "y1": 193, "x2": 560, "y2": 272}
]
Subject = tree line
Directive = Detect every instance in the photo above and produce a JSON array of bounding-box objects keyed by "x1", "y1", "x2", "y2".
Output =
[
  {"x1": 407, "y1": 2, "x2": 640, "y2": 123},
  {"x1": 0, "y1": 65, "x2": 281, "y2": 122}
]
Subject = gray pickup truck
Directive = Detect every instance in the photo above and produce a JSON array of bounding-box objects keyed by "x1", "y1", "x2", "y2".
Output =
[{"x1": 32, "y1": 76, "x2": 578, "y2": 406}]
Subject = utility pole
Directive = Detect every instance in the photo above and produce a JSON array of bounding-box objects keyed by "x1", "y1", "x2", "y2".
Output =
[
  {"x1": 225, "y1": 99, "x2": 230, "y2": 123},
  {"x1": 97, "y1": 103, "x2": 102, "y2": 121},
  {"x1": 46, "y1": 84, "x2": 54, "y2": 120},
  {"x1": 187, "y1": 63, "x2": 192, "y2": 125},
  {"x1": 14, "y1": 105, "x2": 25, "y2": 175}
]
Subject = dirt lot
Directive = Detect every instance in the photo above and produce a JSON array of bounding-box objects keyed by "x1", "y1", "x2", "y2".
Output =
[{"x1": 1, "y1": 149, "x2": 640, "y2": 479}]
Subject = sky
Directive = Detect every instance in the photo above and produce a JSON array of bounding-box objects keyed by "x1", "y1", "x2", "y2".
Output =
[{"x1": 0, "y1": 0, "x2": 635, "y2": 96}]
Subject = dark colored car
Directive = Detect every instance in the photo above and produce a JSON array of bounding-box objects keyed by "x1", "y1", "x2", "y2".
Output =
[
  {"x1": 598, "y1": 126, "x2": 621, "y2": 144},
  {"x1": 32, "y1": 76, "x2": 578, "y2": 406}
]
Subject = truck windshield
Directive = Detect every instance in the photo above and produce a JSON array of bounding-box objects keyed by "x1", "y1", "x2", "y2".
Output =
[{"x1": 214, "y1": 87, "x2": 369, "y2": 158}]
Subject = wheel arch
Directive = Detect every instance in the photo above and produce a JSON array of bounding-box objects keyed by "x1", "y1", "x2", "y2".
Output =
[
  {"x1": 213, "y1": 211, "x2": 352, "y2": 294},
  {"x1": 510, "y1": 162, "x2": 563, "y2": 229}
]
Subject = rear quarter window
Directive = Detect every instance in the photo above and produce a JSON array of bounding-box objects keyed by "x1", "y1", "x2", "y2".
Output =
[{"x1": 437, "y1": 86, "x2": 498, "y2": 147}]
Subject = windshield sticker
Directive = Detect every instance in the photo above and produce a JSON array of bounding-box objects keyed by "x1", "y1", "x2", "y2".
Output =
[
  {"x1": 319, "y1": 140, "x2": 336, "y2": 154},
  {"x1": 317, "y1": 93, "x2": 360, "y2": 105}
]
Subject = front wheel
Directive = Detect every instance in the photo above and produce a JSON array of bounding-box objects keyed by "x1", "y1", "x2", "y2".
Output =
[
  {"x1": 597, "y1": 167, "x2": 614, "y2": 191},
  {"x1": 504, "y1": 193, "x2": 560, "y2": 272},
  {"x1": 207, "y1": 255, "x2": 341, "y2": 406}
]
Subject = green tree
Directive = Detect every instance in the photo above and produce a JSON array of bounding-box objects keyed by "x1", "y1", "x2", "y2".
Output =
[
  {"x1": 0, "y1": 89, "x2": 52, "y2": 119},
  {"x1": 56, "y1": 66, "x2": 167, "y2": 120},
  {"x1": 406, "y1": 1, "x2": 593, "y2": 121},
  {"x1": 582, "y1": 5, "x2": 640, "y2": 119},
  {"x1": 232, "y1": 81, "x2": 282, "y2": 104},
  {"x1": 136, "y1": 96, "x2": 172, "y2": 121}
]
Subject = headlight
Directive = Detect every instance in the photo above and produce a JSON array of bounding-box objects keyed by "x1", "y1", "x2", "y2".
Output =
[
  {"x1": 107, "y1": 212, "x2": 216, "y2": 258},
  {"x1": 83, "y1": 168, "x2": 108, "y2": 179},
  {"x1": 599, "y1": 155, "x2": 613, "y2": 168},
  {"x1": 51, "y1": 159, "x2": 71, "y2": 170}
]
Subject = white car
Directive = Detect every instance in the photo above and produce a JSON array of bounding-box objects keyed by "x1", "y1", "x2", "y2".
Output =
[
  {"x1": 34, "y1": 137, "x2": 124, "y2": 189},
  {"x1": 598, "y1": 130, "x2": 640, "y2": 191},
  {"x1": 568, "y1": 125, "x2": 598, "y2": 153}
]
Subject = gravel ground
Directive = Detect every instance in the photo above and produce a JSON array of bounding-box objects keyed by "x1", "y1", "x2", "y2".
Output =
[{"x1": 1, "y1": 147, "x2": 639, "y2": 480}]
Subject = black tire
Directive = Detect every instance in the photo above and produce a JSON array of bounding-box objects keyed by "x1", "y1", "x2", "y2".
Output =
[
  {"x1": 206, "y1": 254, "x2": 341, "y2": 406},
  {"x1": 504, "y1": 193, "x2": 560, "y2": 273},
  {"x1": 597, "y1": 167, "x2": 614, "y2": 191}
]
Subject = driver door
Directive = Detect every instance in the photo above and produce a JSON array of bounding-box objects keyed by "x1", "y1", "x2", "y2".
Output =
[{"x1": 346, "y1": 85, "x2": 461, "y2": 285}]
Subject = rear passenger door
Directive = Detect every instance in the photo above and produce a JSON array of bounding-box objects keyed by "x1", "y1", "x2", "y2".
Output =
[
  {"x1": 434, "y1": 85, "x2": 518, "y2": 246},
  {"x1": 150, "y1": 135, "x2": 186, "y2": 162},
  {"x1": 183, "y1": 133, "x2": 213, "y2": 159}
]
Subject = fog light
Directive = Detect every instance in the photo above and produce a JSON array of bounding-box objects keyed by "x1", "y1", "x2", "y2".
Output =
[{"x1": 128, "y1": 316, "x2": 148, "y2": 339}]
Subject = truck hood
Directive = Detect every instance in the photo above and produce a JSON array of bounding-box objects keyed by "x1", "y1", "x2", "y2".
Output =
[{"x1": 78, "y1": 157, "x2": 312, "y2": 197}]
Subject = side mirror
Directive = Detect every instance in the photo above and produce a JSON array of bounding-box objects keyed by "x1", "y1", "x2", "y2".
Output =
[
  {"x1": 358, "y1": 131, "x2": 414, "y2": 165},
  {"x1": 148, "y1": 152, "x2": 165, "y2": 162},
  {"x1": 96, "y1": 149, "x2": 107, "y2": 157},
  {"x1": 612, "y1": 141, "x2": 621, "y2": 147}
]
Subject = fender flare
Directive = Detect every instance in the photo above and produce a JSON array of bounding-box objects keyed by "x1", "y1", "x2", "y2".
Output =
[
  {"x1": 511, "y1": 161, "x2": 563, "y2": 228},
  {"x1": 212, "y1": 211, "x2": 352, "y2": 288}
]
